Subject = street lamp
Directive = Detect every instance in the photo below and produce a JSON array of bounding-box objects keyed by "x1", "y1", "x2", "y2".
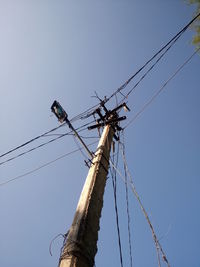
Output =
[{"x1": 51, "y1": 100, "x2": 68, "y2": 123}]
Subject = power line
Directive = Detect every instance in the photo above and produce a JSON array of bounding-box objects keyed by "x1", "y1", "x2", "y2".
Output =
[
  {"x1": 0, "y1": 103, "x2": 99, "y2": 160},
  {"x1": 44, "y1": 133, "x2": 99, "y2": 139},
  {"x1": 113, "y1": 49, "x2": 197, "y2": 265},
  {"x1": 0, "y1": 124, "x2": 65, "y2": 159},
  {"x1": 0, "y1": 120, "x2": 96, "y2": 167},
  {"x1": 121, "y1": 132, "x2": 133, "y2": 267},
  {"x1": 2, "y1": 14, "x2": 200, "y2": 161},
  {"x1": 110, "y1": 154, "x2": 170, "y2": 267},
  {"x1": 105, "y1": 12, "x2": 200, "y2": 104},
  {"x1": 61, "y1": 12, "x2": 200, "y2": 128},
  {"x1": 2, "y1": 13, "x2": 199, "y2": 163},
  {"x1": 120, "y1": 148, "x2": 162, "y2": 267},
  {"x1": 0, "y1": 102, "x2": 100, "y2": 163},
  {"x1": 0, "y1": 141, "x2": 98, "y2": 187},
  {"x1": 110, "y1": 139, "x2": 124, "y2": 267},
  {"x1": 70, "y1": 103, "x2": 100, "y2": 122},
  {"x1": 124, "y1": 47, "x2": 200, "y2": 130},
  {"x1": 119, "y1": 33, "x2": 183, "y2": 104},
  {"x1": 68, "y1": 14, "x2": 199, "y2": 128},
  {"x1": 0, "y1": 131, "x2": 72, "y2": 166}
]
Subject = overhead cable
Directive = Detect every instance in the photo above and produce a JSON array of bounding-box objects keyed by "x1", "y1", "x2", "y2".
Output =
[
  {"x1": 119, "y1": 146, "x2": 161, "y2": 267},
  {"x1": 0, "y1": 131, "x2": 72, "y2": 166},
  {"x1": 0, "y1": 120, "x2": 96, "y2": 167},
  {"x1": 2, "y1": 13, "x2": 199, "y2": 161},
  {"x1": 70, "y1": 103, "x2": 100, "y2": 121},
  {"x1": 0, "y1": 124, "x2": 65, "y2": 159},
  {"x1": 110, "y1": 140, "x2": 124, "y2": 267},
  {"x1": 110, "y1": 153, "x2": 170, "y2": 267},
  {"x1": 0, "y1": 101, "x2": 99, "y2": 160},
  {"x1": 121, "y1": 132, "x2": 133, "y2": 267},
  {"x1": 105, "y1": 12, "x2": 200, "y2": 103},
  {"x1": 0, "y1": 141, "x2": 98, "y2": 187},
  {"x1": 124, "y1": 47, "x2": 200, "y2": 130},
  {"x1": 119, "y1": 33, "x2": 183, "y2": 103}
]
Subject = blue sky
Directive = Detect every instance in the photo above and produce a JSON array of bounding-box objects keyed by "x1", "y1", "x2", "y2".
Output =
[{"x1": 0, "y1": 1, "x2": 200, "y2": 267}]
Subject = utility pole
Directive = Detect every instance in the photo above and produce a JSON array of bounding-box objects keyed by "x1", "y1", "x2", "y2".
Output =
[
  {"x1": 51, "y1": 100, "x2": 128, "y2": 267},
  {"x1": 59, "y1": 124, "x2": 114, "y2": 267}
]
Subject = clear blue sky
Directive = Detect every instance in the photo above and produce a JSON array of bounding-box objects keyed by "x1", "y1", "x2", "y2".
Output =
[{"x1": 0, "y1": 1, "x2": 200, "y2": 267}]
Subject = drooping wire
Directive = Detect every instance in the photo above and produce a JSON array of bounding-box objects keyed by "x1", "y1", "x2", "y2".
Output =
[
  {"x1": 111, "y1": 148, "x2": 170, "y2": 267},
  {"x1": 0, "y1": 141, "x2": 98, "y2": 187},
  {"x1": 121, "y1": 131, "x2": 133, "y2": 267},
  {"x1": 49, "y1": 233, "x2": 68, "y2": 257},
  {"x1": 123, "y1": 47, "x2": 200, "y2": 130},
  {"x1": 110, "y1": 138, "x2": 124, "y2": 267}
]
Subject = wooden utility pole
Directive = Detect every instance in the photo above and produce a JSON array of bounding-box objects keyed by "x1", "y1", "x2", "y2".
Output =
[{"x1": 59, "y1": 124, "x2": 114, "y2": 267}]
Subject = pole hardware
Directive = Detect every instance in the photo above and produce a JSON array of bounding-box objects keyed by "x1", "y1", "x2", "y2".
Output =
[
  {"x1": 88, "y1": 116, "x2": 126, "y2": 130},
  {"x1": 88, "y1": 100, "x2": 129, "y2": 140}
]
